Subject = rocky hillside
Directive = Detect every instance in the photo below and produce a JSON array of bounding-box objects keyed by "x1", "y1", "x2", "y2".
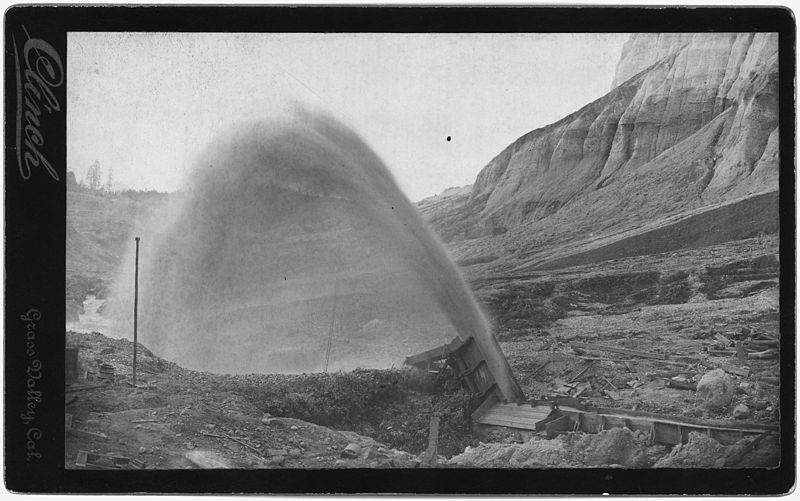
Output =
[{"x1": 420, "y1": 33, "x2": 779, "y2": 272}]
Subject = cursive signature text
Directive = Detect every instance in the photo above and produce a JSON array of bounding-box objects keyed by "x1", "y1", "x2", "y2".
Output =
[{"x1": 13, "y1": 26, "x2": 63, "y2": 181}]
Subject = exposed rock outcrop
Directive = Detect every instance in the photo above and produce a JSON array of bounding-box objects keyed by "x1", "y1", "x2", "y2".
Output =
[{"x1": 421, "y1": 34, "x2": 779, "y2": 271}]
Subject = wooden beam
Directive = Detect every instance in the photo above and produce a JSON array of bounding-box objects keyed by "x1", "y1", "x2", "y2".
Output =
[
  {"x1": 420, "y1": 416, "x2": 440, "y2": 467},
  {"x1": 571, "y1": 342, "x2": 668, "y2": 360},
  {"x1": 404, "y1": 337, "x2": 463, "y2": 368}
]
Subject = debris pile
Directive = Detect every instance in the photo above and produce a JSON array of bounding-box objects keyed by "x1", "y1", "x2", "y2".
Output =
[
  {"x1": 501, "y1": 313, "x2": 780, "y2": 424},
  {"x1": 450, "y1": 426, "x2": 778, "y2": 469},
  {"x1": 653, "y1": 431, "x2": 779, "y2": 468},
  {"x1": 65, "y1": 331, "x2": 476, "y2": 469},
  {"x1": 449, "y1": 428, "x2": 651, "y2": 468}
]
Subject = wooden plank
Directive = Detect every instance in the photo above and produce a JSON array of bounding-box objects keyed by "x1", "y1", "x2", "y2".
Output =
[
  {"x1": 720, "y1": 364, "x2": 750, "y2": 377},
  {"x1": 404, "y1": 337, "x2": 463, "y2": 367},
  {"x1": 571, "y1": 342, "x2": 668, "y2": 360},
  {"x1": 482, "y1": 406, "x2": 547, "y2": 421},
  {"x1": 545, "y1": 415, "x2": 571, "y2": 438},
  {"x1": 748, "y1": 349, "x2": 779, "y2": 360},
  {"x1": 470, "y1": 392, "x2": 500, "y2": 421},
  {"x1": 492, "y1": 403, "x2": 552, "y2": 414},
  {"x1": 68, "y1": 428, "x2": 108, "y2": 441},
  {"x1": 667, "y1": 380, "x2": 697, "y2": 391},
  {"x1": 480, "y1": 412, "x2": 545, "y2": 427},
  {"x1": 489, "y1": 407, "x2": 551, "y2": 422},
  {"x1": 420, "y1": 416, "x2": 440, "y2": 466},
  {"x1": 653, "y1": 422, "x2": 682, "y2": 445},
  {"x1": 590, "y1": 412, "x2": 773, "y2": 445},
  {"x1": 65, "y1": 384, "x2": 106, "y2": 393},
  {"x1": 476, "y1": 403, "x2": 550, "y2": 426},
  {"x1": 591, "y1": 406, "x2": 779, "y2": 432},
  {"x1": 714, "y1": 333, "x2": 733, "y2": 346},
  {"x1": 477, "y1": 416, "x2": 541, "y2": 430},
  {"x1": 528, "y1": 404, "x2": 775, "y2": 443}
]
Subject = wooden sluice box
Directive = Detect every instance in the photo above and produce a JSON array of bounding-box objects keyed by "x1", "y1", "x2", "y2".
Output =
[
  {"x1": 405, "y1": 339, "x2": 778, "y2": 447},
  {"x1": 471, "y1": 396, "x2": 778, "y2": 446},
  {"x1": 404, "y1": 336, "x2": 504, "y2": 402}
]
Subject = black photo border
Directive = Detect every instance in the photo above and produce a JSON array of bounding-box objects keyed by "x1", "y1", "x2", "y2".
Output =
[{"x1": 4, "y1": 4, "x2": 796, "y2": 495}]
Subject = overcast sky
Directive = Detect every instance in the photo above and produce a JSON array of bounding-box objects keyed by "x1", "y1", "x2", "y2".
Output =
[{"x1": 68, "y1": 33, "x2": 627, "y2": 201}]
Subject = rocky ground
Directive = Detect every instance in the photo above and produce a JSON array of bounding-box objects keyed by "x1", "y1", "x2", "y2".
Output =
[
  {"x1": 66, "y1": 234, "x2": 782, "y2": 472},
  {"x1": 472, "y1": 235, "x2": 781, "y2": 426},
  {"x1": 65, "y1": 191, "x2": 782, "y2": 470},
  {"x1": 65, "y1": 331, "x2": 481, "y2": 470},
  {"x1": 64, "y1": 327, "x2": 780, "y2": 469}
]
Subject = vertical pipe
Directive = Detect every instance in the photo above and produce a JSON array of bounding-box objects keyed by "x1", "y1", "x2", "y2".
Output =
[{"x1": 133, "y1": 237, "x2": 140, "y2": 387}]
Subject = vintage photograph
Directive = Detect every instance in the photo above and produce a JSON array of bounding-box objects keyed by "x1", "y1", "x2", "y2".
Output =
[{"x1": 64, "y1": 31, "x2": 781, "y2": 471}]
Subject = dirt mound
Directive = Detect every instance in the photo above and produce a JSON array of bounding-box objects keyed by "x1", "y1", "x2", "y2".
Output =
[
  {"x1": 66, "y1": 331, "x2": 482, "y2": 465},
  {"x1": 654, "y1": 432, "x2": 729, "y2": 468},
  {"x1": 449, "y1": 428, "x2": 650, "y2": 468},
  {"x1": 654, "y1": 431, "x2": 780, "y2": 468},
  {"x1": 449, "y1": 437, "x2": 571, "y2": 468},
  {"x1": 567, "y1": 428, "x2": 649, "y2": 467}
]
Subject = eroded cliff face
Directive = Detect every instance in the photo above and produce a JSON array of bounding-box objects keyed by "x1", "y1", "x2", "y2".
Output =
[{"x1": 430, "y1": 33, "x2": 778, "y2": 251}]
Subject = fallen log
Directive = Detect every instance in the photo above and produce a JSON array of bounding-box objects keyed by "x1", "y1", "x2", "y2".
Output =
[
  {"x1": 719, "y1": 365, "x2": 750, "y2": 377},
  {"x1": 65, "y1": 384, "x2": 106, "y2": 393},
  {"x1": 531, "y1": 360, "x2": 551, "y2": 378},
  {"x1": 714, "y1": 333, "x2": 733, "y2": 346},
  {"x1": 667, "y1": 380, "x2": 697, "y2": 391},
  {"x1": 754, "y1": 332, "x2": 779, "y2": 341},
  {"x1": 68, "y1": 428, "x2": 109, "y2": 441},
  {"x1": 420, "y1": 416, "x2": 440, "y2": 467},
  {"x1": 647, "y1": 371, "x2": 693, "y2": 379},
  {"x1": 75, "y1": 450, "x2": 145, "y2": 469},
  {"x1": 745, "y1": 339, "x2": 779, "y2": 347},
  {"x1": 709, "y1": 347, "x2": 768, "y2": 357},
  {"x1": 748, "y1": 349, "x2": 778, "y2": 360},
  {"x1": 199, "y1": 430, "x2": 266, "y2": 459},
  {"x1": 651, "y1": 359, "x2": 699, "y2": 367},
  {"x1": 571, "y1": 342, "x2": 667, "y2": 360},
  {"x1": 578, "y1": 356, "x2": 638, "y2": 363},
  {"x1": 569, "y1": 363, "x2": 593, "y2": 383}
]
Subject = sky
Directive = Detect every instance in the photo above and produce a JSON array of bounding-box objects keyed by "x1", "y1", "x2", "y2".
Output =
[{"x1": 68, "y1": 33, "x2": 627, "y2": 201}]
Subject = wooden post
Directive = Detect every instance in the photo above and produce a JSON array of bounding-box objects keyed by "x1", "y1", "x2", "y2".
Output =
[
  {"x1": 421, "y1": 416, "x2": 440, "y2": 466},
  {"x1": 133, "y1": 237, "x2": 140, "y2": 387}
]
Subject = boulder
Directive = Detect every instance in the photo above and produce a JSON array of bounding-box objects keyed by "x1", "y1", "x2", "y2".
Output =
[
  {"x1": 341, "y1": 443, "x2": 361, "y2": 459},
  {"x1": 696, "y1": 369, "x2": 735, "y2": 410},
  {"x1": 733, "y1": 404, "x2": 750, "y2": 419}
]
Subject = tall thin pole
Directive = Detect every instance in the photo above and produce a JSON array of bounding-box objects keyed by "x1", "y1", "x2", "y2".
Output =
[
  {"x1": 324, "y1": 280, "x2": 338, "y2": 374},
  {"x1": 133, "y1": 237, "x2": 140, "y2": 387}
]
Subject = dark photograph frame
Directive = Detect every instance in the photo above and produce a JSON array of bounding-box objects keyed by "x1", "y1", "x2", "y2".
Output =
[{"x1": 4, "y1": 5, "x2": 796, "y2": 495}]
